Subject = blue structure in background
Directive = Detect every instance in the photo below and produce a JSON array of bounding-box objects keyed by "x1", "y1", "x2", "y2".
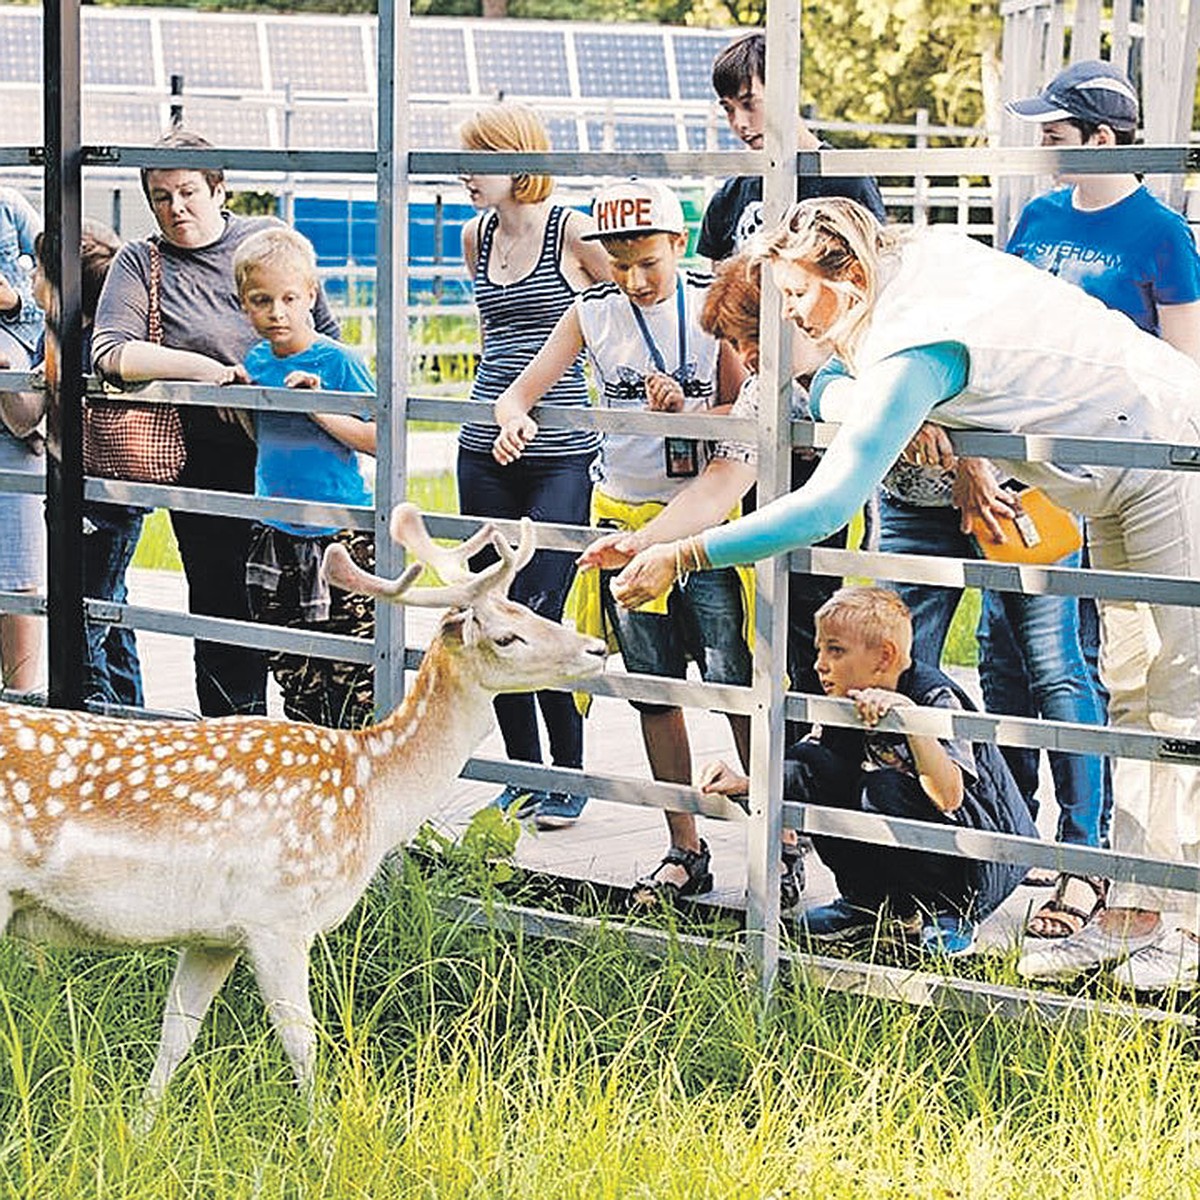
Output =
[{"x1": 293, "y1": 196, "x2": 477, "y2": 305}]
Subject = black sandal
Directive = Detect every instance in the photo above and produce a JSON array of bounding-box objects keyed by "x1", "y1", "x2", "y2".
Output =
[
  {"x1": 1025, "y1": 872, "x2": 1107, "y2": 939},
  {"x1": 780, "y1": 842, "x2": 806, "y2": 912},
  {"x1": 629, "y1": 839, "x2": 713, "y2": 908}
]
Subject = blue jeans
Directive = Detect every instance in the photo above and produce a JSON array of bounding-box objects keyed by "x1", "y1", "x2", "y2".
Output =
[
  {"x1": 878, "y1": 496, "x2": 972, "y2": 665},
  {"x1": 879, "y1": 494, "x2": 1105, "y2": 847},
  {"x1": 83, "y1": 502, "x2": 145, "y2": 708},
  {"x1": 600, "y1": 563, "x2": 751, "y2": 713},
  {"x1": 978, "y1": 580, "x2": 1109, "y2": 848},
  {"x1": 458, "y1": 448, "x2": 594, "y2": 768}
]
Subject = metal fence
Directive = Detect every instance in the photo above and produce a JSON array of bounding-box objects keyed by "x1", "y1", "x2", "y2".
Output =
[{"x1": 13, "y1": 0, "x2": 1200, "y2": 1026}]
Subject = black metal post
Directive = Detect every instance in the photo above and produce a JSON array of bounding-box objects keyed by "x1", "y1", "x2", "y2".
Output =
[{"x1": 44, "y1": 0, "x2": 86, "y2": 710}]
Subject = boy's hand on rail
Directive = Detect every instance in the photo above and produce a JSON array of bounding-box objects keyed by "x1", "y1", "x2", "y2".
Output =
[
  {"x1": 847, "y1": 687, "x2": 911, "y2": 728},
  {"x1": 697, "y1": 757, "x2": 750, "y2": 798},
  {"x1": 285, "y1": 370, "x2": 321, "y2": 390},
  {"x1": 492, "y1": 415, "x2": 538, "y2": 465}
]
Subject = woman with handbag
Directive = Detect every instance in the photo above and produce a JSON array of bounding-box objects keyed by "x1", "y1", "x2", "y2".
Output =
[
  {"x1": 611, "y1": 196, "x2": 1200, "y2": 991},
  {"x1": 0, "y1": 186, "x2": 44, "y2": 692},
  {"x1": 91, "y1": 128, "x2": 339, "y2": 717}
]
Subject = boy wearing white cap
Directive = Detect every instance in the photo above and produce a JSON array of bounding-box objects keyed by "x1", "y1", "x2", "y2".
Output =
[{"x1": 493, "y1": 178, "x2": 749, "y2": 907}]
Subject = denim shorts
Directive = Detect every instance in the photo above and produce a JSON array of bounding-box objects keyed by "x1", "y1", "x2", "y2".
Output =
[{"x1": 601, "y1": 565, "x2": 751, "y2": 713}]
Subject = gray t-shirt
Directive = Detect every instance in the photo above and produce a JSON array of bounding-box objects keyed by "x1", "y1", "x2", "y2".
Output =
[{"x1": 92, "y1": 212, "x2": 337, "y2": 374}]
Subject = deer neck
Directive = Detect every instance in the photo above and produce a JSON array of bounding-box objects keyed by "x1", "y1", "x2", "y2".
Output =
[{"x1": 354, "y1": 637, "x2": 495, "y2": 851}]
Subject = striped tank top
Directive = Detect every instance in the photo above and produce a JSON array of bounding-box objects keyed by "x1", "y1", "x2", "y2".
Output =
[{"x1": 458, "y1": 205, "x2": 600, "y2": 458}]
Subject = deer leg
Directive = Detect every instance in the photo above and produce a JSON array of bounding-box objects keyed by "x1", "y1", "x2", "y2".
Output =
[
  {"x1": 143, "y1": 945, "x2": 240, "y2": 1116},
  {"x1": 246, "y1": 936, "x2": 316, "y2": 1095}
]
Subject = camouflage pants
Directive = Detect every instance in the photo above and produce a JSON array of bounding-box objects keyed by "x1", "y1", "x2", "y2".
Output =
[{"x1": 246, "y1": 526, "x2": 376, "y2": 730}]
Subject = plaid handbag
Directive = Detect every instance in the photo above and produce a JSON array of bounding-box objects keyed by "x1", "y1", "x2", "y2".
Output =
[{"x1": 83, "y1": 241, "x2": 186, "y2": 484}]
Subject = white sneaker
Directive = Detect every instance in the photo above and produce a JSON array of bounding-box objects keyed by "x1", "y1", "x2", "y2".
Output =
[
  {"x1": 1110, "y1": 928, "x2": 1200, "y2": 992},
  {"x1": 1017, "y1": 918, "x2": 1164, "y2": 982}
]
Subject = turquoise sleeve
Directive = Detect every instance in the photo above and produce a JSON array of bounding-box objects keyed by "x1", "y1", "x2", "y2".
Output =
[{"x1": 701, "y1": 343, "x2": 969, "y2": 569}]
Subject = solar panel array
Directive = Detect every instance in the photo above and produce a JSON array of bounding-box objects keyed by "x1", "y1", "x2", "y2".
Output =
[{"x1": 0, "y1": 6, "x2": 743, "y2": 153}]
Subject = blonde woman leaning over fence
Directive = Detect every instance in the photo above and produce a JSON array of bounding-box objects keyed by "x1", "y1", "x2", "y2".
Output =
[{"x1": 610, "y1": 195, "x2": 1200, "y2": 992}]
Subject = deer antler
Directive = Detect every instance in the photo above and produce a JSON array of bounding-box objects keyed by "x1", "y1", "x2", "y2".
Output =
[
  {"x1": 322, "y1": 507, "x2": 534, "y2": 609},
  {"x1": 389, "y1": 502, "x2": 496, "y2": 584}
]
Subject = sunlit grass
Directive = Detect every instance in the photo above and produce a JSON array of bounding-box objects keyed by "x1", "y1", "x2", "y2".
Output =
[{"x1": 1, "y1": 862, "x2": 1198, "y2": 1198}]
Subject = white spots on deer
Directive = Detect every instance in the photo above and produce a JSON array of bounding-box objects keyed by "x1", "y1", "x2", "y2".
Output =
[
  {"x1": 355, "y1": 757, "x2": 371, "y2": 788},
  {"x1": 14, "y1": 726, "x2": 35, "y2": 752}
]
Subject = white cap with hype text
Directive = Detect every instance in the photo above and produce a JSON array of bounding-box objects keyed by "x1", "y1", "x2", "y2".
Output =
[{"x1": 584, "y1": 179, "x2": 686, "y2": 240}]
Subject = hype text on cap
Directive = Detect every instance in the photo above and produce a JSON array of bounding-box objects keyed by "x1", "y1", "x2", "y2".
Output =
[{"x1": 584, "y1": 180, "x2": 686, "y2": 240}]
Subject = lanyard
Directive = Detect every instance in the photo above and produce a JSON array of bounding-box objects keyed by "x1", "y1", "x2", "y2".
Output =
[{"x1": 629, "y1": 276, "x2": 687, "y2": 381}]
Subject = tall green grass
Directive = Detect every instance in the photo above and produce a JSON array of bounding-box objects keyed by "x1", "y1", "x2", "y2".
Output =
[{"x1": 1, "y1": 863, "x2": 1197, "y2": 1198}]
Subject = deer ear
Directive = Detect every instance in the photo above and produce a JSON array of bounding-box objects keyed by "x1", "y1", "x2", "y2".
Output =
[{"x1": 439, "y1": 608, "x2": 473, "y2": 646}]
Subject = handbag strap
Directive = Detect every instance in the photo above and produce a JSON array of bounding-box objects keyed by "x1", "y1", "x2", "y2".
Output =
[{"x1": 147, "y1": 241, "x2": 163, "y2": 345}]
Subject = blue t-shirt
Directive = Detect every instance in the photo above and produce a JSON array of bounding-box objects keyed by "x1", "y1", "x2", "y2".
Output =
[
  {"x1": 244, "y1": 334, "x2": 375, "y2": 537},
  {"x1": 1006, "y1": 185, "x2": 1200, "y2": 335}
]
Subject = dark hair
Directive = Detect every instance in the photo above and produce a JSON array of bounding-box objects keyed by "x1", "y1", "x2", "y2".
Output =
[
  {"x1": 712, "y1": 31, "x2": 765, "y2": 99},
  {"x1": 33, "y1": 219, "x2": 122, "y2": 321},
  {"x1": 139, "y1": 127, "x2": 225, "y2": 203},
  {"x1": 1066, "y1": 117, "x2": 1135, "y2": 145}
]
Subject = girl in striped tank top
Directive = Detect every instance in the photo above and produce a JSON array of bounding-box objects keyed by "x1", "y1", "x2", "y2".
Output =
[{"x1": 457, "y1": 103, "x2": 611, "y2": 828}]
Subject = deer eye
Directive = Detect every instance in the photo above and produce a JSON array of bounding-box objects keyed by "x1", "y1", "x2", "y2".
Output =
[{"x1": 494, "y1": 632, "x2": 526, "y2": 647}]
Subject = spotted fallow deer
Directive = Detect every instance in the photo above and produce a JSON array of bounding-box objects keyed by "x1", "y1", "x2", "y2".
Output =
[{"x1": 0, "y1": 504, "x2": 605, "y2": 1115}]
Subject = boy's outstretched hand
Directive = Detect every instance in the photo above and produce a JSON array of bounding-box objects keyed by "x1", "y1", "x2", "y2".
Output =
[
  {"x1": 577, "y1": 528, "x2": 644, "y2": 571},
  {"x1": 609, "y1": 542, "x2": 678, "y2": 608},
  {"x1": 847, "y1": 687, "x2": 912, "y2": 728}
]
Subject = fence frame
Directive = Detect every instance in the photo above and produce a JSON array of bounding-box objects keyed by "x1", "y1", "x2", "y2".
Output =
[{"x1": 13, "y1": 0, "x2": 1200, "y2": 1021}]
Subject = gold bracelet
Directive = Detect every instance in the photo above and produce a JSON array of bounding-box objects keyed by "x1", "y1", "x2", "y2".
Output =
[{"x1": 674, "y1": 540, "x2": 689, "y2": 587}]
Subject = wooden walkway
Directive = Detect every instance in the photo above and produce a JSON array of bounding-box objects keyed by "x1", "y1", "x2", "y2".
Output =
[{"x1": 109, "y1": 565, "x2": 1055, "y2": 953}]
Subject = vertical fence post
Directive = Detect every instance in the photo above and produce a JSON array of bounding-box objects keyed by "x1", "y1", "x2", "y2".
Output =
[
  {"x1": 44, "y1": 0, "x2": 85, "y2": 711},
  {"x1": 373, "y1": 0, "x2": 410, "y2": 714},
  {"x1": 746, "y1": 0, "x2": 801, "y2": 999},
  {"x1": 913, "y1": 107, "x2": 929, "y2": 226}
]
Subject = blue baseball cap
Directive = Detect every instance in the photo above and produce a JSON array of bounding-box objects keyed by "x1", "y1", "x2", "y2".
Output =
[{"x1": 1006, "y1": 60, "x2": 1139, "y2": 132}]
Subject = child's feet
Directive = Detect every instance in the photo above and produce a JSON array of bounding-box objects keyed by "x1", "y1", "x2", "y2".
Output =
[
  {"x1": 919, "y1": 913, "x2": 976, "y2": 957},
  {"x1": 534, "y1": 791, "x2": 588, "y2": 830},
  {"x1": 629, "y1": 840, "x2": 713, "y2": 909},
  {"x1": 794, "y1": 896, "x2": 879, "y2": 941},
  {"x1": 486, "y1": 783, "x2": 546, "y2": 821}
]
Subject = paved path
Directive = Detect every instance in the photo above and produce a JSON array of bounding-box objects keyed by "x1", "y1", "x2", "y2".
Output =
[{"x1": 120, "y1": 564, "x2": 1050, "y2": 954}]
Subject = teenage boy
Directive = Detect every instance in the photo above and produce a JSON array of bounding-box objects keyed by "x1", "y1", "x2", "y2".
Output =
[
  {"x1": 697, "y1": 30, "x2": 887, "y2": 264},
  {"x1": 233, "y1": 226, "x2": 378, "y2": 730},
  {"x1": 700, "y1": 587, "x2": 1037, "y2": 955},
  {"x1": 493, "y1": 179, "x2": 749, "y2": 906},
  {"x1": 1000, "y1": 60, "x2": 1200, "y2": 987}
]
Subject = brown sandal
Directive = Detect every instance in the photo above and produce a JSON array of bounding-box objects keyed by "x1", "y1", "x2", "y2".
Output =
[{"x1": 1025, "y1": 872, "x2": 1107, "y2": 939}]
